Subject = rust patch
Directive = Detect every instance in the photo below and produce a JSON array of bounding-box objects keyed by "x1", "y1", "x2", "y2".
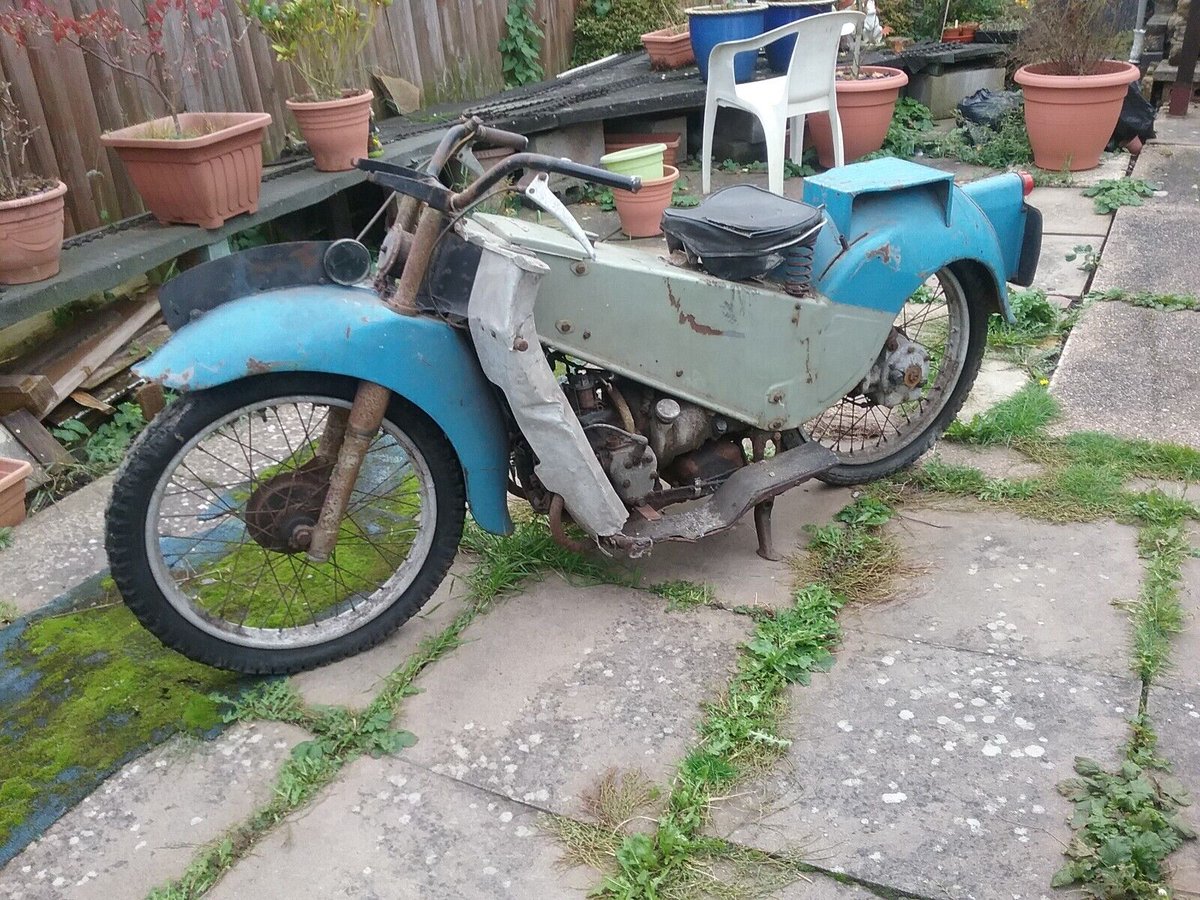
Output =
[
  {"x1": 667, "y1": 282, "x2": 725, "y2": 336},
  {"x1": 866, "y1": 243, "x2": 902, "y2": 269},
  {"x1": 246, "y1": 358, "x2": 274, "y2": 375}
]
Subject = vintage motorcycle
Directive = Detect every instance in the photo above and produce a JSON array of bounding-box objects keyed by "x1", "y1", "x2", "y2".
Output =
[{"x1": 104, "y1": 116, "x2": 1041, "y2": 674}]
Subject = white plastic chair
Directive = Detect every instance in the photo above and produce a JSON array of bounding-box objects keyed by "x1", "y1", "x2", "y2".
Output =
[{"x1": 701, "y1": 10, "x2": 864, "y2": 196}]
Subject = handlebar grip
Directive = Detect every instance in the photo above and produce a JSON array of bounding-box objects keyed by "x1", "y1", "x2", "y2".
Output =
[
  {"x1": 475, "y1": 126, "x2": 529, "y2": 152},
  {"x1": 547, "y1": 159, "x2": 641, "y2": 193}
]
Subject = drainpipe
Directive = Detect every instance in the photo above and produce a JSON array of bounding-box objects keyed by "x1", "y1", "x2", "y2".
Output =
[{"x1": 1129, "y1": 0, "x2": 1149, "y2": 63}]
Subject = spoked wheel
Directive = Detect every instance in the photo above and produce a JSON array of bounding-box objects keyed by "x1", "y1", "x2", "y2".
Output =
[
  {"x1": 106, "y1": 373, "x2": 464, "y2": 674},
  {"x1": 802, "y1": 265, "x2": 989, "y2": 485}
]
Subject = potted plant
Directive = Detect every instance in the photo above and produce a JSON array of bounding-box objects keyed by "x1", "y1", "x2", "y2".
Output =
[
  {"x1": 0, "y1": 80, "x2": 66, "y2": 285},
  {"x1": 1, "y1": 1, "x2": 272, "y2": 230},
  {"x1": 1012, "y1": 0, "x2": 1138, "y2": 171},
  {"x1": 642, "y1": 0, "x2": 695, "y2": 68},
  {"x1": 808, "y1": 0, "x2": 907, "y2": 166},
  {"x1": 242, "y1": 0, "x2": 387, "y2": 172},
  {"x1": 687, "y1": 1, "x2": 768, "y2": 83}
]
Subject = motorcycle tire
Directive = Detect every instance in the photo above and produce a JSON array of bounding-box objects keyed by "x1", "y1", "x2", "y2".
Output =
[
  {"x1": 105, "y1": 373, "x2": 465, "y2": 675},
  {"x1": 807, "y1": 264, "x2": 991, "y2": 486}
]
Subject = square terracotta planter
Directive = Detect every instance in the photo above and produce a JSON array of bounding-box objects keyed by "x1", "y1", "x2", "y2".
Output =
[
  {"x1": 0, "y1": 457, "x2": 32, "y2": 527},
  {"x1": 101, "y1": 112, "x2": 273, "y2": 229},
  {"x1": 641, "y1": 25, "x2": 695, "y2": 69}
]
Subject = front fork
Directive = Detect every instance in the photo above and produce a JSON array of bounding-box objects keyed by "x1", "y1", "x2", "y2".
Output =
[{"x1": 305, "y1": 193, "x2": 442, "y2": 562}]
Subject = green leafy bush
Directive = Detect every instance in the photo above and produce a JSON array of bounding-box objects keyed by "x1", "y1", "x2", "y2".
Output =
[
  {"x1": 1083, "y1": 178, "x2": 1156, "y2": 214},
  {"x1": 572, "y1": 0, "x2": 678, "y2": 64}
]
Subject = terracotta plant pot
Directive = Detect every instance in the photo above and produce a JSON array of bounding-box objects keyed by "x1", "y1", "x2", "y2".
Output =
[
  {"x1": 941, "y1": 23, "x2": 977, "y2": 42},
  {"x1": 642, "y1": 24, "x2": 695, "y2": 69},
  {"x1": 605, "y1": 132, "x2": 683, "y2": 167},
  {"x1": 0, "y1": 181, "x2": 67, "y2": 285},
  {"x1": 613, "y1": 165, "x2": 680, "y2": 238},
  {"x1": 287, "y1": 91, "x2": 374, "y2": 172},
  {"x1": 1014, "y1": 61, "x2": 1141, "y2": 171},
  {"x1": 809, "y1": 66, "x2": 909, "y2": 167},
  {"x1": 0, "y1": 457, "x2": 32, "y2": 527},
  {"x1": 101, "y1": 113, "x2": 271, "y2": 230}
]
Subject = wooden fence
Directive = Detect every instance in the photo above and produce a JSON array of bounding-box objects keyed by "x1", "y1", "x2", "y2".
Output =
[{"x1": 0, "y1": 0, "x2": 578, "y2": 236}]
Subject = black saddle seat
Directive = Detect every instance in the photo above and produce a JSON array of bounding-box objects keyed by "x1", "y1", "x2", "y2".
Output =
[{"x1": 661, "y1": 184, "x2": 824, "y2": 281}]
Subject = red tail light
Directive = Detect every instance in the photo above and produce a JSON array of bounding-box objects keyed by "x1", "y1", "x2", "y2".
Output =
[{"x1": 1018, "y1": 171, "x2": 1035, "y2": 196}]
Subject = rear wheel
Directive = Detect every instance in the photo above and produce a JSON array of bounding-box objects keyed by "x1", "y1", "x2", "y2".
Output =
[
  {"x1": 803, "y1": 265, "x2": 990, "y2": 485},
  {"x1": 105, "y1": 373, "x2": 465, "y2": 674}
]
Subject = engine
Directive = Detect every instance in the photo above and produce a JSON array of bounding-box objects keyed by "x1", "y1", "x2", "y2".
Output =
[{"x1": 562, "y1": 367, "x2": 747, "y2": 506}]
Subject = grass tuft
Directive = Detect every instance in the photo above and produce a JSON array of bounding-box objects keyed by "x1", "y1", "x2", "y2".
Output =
[{"x1": 945, "y1": 384, "x2": 1059, "y2": 446}]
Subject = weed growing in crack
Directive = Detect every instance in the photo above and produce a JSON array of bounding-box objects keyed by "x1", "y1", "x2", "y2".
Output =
[
  {"x1": 651, "y1": 580, "x2": 715, "y2": 611},
  {"x1": 1087, "y1": 288, "x2": 1200, "y2": 312}
]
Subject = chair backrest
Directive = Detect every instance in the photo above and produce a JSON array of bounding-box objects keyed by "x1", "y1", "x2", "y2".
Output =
[{"x1": 781, "y1": 10, "x2": 864, "y2": 106}]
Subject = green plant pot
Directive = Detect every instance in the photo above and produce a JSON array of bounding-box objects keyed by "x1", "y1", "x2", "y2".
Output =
[{"x1": 600, "y1": 143, "x2": 667, "y2": 180}]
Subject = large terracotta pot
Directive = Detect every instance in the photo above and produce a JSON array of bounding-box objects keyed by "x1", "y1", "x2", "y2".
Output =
[
  {"x1": 808, "y1": 66, "x2": 909, "y2": 167},
  {"x1": 1014, "y1": 61, "x2": 1141, "y2": 171},
  {"x1": 287, "y1": 91, "x2": 374, "y2": 172},
  {"x1": 613, "y1": 165, "x2": 680, "y2": 238},
  {"x1": 0, "y1": 181, "x2": 67, "y2": 285},
  {"x1": 101, "y1": 112, "x2": 272, "y2": 229}
]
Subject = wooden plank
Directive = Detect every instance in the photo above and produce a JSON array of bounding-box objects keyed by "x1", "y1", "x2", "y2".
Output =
[
  {"x1": 1169, "y1": 0, "x2": 1200, "y2": 115},
  {"x1": 0, "y1": 375, "x2": 55, "y2": 416},
  {"x1": 0, "y1": 409, "x2": 73, "y2": 469},
  {"x1": 81, "y1": 322, "x2": 170, "y2": 390}
]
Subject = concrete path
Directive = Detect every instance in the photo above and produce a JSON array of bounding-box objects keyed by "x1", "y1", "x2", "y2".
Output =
[
  {"x1": 3, "y1": 125, "x2": 1199, "y2": 900},
  {"x1": 1051, "y1": 122, "x2": 1200, "y2": 448}
]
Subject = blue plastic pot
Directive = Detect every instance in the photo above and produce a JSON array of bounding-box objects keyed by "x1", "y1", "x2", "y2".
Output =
[
  {"x1": 763, "y1": 0, "x2": 835, "y2": 72},
  {"x1": 687, "y1": 3, "x2": 768, "y2": 84}
]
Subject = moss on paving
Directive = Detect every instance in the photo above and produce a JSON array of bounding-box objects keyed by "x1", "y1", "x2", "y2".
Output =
[{"x1": 0, "y1": 597, "x2": 238, "y2": 852}]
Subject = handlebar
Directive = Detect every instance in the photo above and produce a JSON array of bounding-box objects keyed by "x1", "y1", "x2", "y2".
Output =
[{"x1": 357, "y1": 116, "x2": 640, "y2": 214}]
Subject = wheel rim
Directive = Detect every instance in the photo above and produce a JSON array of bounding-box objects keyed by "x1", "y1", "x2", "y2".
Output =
[
  {"x1": 805, "y1": 267, "x2": 970, "y2": 465},
  {"x1": 145, "y1": 395, "x2": 437, "y2": 650}
]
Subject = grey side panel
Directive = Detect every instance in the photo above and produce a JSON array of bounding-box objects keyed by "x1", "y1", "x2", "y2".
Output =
[{"x1": 466, "y1": 234, "x2": 629, "y2": 538}]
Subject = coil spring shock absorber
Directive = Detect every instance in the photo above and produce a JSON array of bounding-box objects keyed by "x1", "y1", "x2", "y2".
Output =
[{"x1": 783, "y1": 220, "x2": 823, "y2": 297}]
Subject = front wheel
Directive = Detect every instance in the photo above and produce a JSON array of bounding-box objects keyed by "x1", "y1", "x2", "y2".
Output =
[
  {"x1": 105, "y1": 373, "x2": 465, "y2": 674},
  {"x1": 802, "y1": 265, "x2": 990, "y2": 485}
]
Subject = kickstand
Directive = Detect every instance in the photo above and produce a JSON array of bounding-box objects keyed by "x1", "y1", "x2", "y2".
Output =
[{"x1": 754, "y1": 500, "x2": 779, "y2": 561}]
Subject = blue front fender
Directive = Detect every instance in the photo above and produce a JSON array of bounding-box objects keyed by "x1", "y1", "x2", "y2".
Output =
[
  {"x1": 805, "y1": 160, "x2": 1023, "y2": 323},
  {"x1": 138, "y1": 285, "x2": 514, "y2": 535}
]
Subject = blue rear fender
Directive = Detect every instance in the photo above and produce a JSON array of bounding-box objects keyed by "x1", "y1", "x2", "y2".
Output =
[
  {"x1": 805, "y1": 159, "x2": 1028, "y2": 324},
  {"x1": 137, "y1": 285, "x2": 514, "y2": 535}
]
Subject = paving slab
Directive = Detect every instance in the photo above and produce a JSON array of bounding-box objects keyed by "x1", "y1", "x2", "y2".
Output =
[
  {"x1": 921, "y1": 443, "x2": 1047, "y2": 480},
  {"x1": 1129, "y1": 143, "x2": 1200, "y2": 202},
  {"x1": 1175, "y1": 549, "x2": 1200, "y2": 696},
  {"x1": 866, "y1": 507, "x2": 1140, "y2": 675},
  {"x1": 398, "y1": 576, "x2": 749, "y2": 814},
  {"x1": 1049, "y1": 301, "x2": 1200, "y2": 448},
  {"x1": 290, "y1": 559, "x2": 474, "y2": 710},
  {"x1": 957, "y1": 356, "x2": 1029, "y2": 422},
  {"x1": 1151, "y1": 105, "x2": 1200, "y2": 146},
  {"x1": 0, "y1": 722, "x2": 306, "y2": 900},
  {"x1": 1027, "y1": 186, "x2": 1112, "y2": 237},
  {"x1": 1056, "y1": 151, "x2": 1132, "y2": 187},
  {"x1": 1150, "y1": 684, "x2": 1200, "y2": 893},
  {"x1": 630, "y1": 480, "x2": 852, "y2": 611},
  {"x1": 710, "y1": 627, "x2": 1138, "y2": 900},
  {"x1": 0, "y1": 475, "x2": 113, "y2": 616},
  {"x1": 919, "y1": 156, "x2": 997, "y2": 184},
  {"x1": 208, "y1": 756, "x2": 591, "y2": 900},
  {"x1": 1031, "y1": 233, "x2": 1097, "y2": 298},
  {"x1": 1125, "y1": 477, "x2": 1200, "y2": 503},
  {"x1": 1090, "y1": 146, "x2": 1200, "y2": 297}
]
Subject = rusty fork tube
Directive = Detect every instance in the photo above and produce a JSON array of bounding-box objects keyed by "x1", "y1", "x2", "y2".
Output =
[{"x1": 307, "y1": 203, "x2": 449, "y2": 562}]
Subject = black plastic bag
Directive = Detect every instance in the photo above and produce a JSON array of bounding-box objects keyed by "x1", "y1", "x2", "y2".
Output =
[
  {"x1": 957, "y1": 89, "x2": 1024, "y2": 128},
  {"x1": 1111, "y1": 83, "x2": 1156, "y2": 145}
]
